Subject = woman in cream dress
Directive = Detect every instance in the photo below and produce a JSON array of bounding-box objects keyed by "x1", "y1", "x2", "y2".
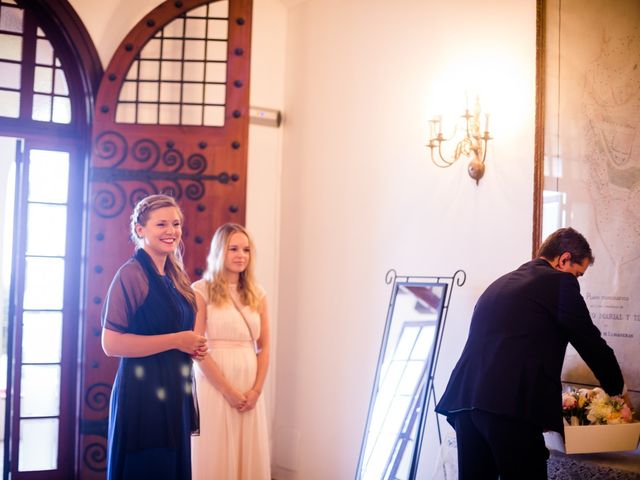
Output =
[{"x1": 191, "y1": 223, "x2": 271, "y2": 479}]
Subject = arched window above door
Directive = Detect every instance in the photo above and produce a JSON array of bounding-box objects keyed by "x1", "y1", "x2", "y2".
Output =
[
  {"x1": 0, "y1": 0, "x2": 101, "y2": 135},
  {"x1": 0, "y1": 0, "x2": 71, "y2": 123},
  {"x1": 116, "y1": 1, "x2": 231, "y2": 126}
]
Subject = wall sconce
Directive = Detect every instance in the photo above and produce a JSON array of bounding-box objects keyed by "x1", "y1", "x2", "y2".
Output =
[{"x1": 427, "y1": 96, "x2": 492, "y2": 184}]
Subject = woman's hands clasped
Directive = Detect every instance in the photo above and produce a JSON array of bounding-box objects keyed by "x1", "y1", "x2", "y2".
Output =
[
  {"x1": 221, "y1": 386, "x2": 261, "y2": 412},
  {"x1": 223, "y1": 386, "x2": 247, "y2": 410},
  {"x1": 237, "y1": 388, "x2": 260, "y2": 412},
  {"x1": 176, "y1": 330, "x2": 208, "y2": 360}
]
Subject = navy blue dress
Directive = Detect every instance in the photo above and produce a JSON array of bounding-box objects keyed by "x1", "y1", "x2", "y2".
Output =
[{"x1": 102, "y1": 249, "x2": 198, "y2": 480}]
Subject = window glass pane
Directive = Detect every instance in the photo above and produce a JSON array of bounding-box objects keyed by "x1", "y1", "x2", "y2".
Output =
[
  {"x1": 23, "y1": 257, "x2": 65, "y2": 310},
  {"x1": 362, "y1": 432, "x2": 395, "y2": 479},
  {"x1": 162, "y1": 40, "x2": 183, "y2": 60},
  {"x1": 160, "y1": 82, "x2": 180, "y2": 103},
  {"x1": 22, "y1": 311, "x2": 62, "y2": 363},
  {"x1": 207, "y1": 40, "x2": 227, "y2": 65},
  {"x1": 125, "y1": 60, "x2": 139, "y2": 80},
  {"x1": 0, "y1": 33, "x2": 21, "y2": 61},
  {"x1": 0, "y1": 5, "x2": 23, "y2": 33},
  {"x1": 395, "y1": 424, "x2": 418, "y2": 478},
  {"x1": 28, "y1": 149, "x2": 69, "y2": 203},
  {"x1": 160, "y1": 61, "x2": 181, "y2": 81},
  {"x1": 51, "y1": 96, "x2": 71, "y2": 124},
  {"x1": 205, "y1": 62, "x2": 226, "y2": 82},
  {"x1": 115, "y1": 103, "x2": 136, "y2": 123},
  {"x1": 207, "y1": 20, "x2": 229, "y2": 39},
  {"x1": 33, "y1": 66, "x2": 52, "y2": 93},
  {"x1": 185, "y1": 18, "x2": 206, "y2": 38},
  {"x1": 163, "y1": 18, "x2": 184, "y2": 37},
  {"x1": 18, "y1": 418, "x2": 58, "y2": 471},
  {"x1": 385, "y1": 395, "x2": 411, "y2": 438},
  {"x1": 204, "y1": 84, "x2": 225, "y2": 104},
  {"x1": 394, "y1": 326, "x2": 419, "y2": 360},
  {"x1": 137, "y1": 103, "x2": 158, "y2": 124},
  {"x1": 26, "y1": 203, "x2": 67, "y2": 256},
  {"x1": 182, "y1": 83, "x2": 203, "y2": 103},
  {"x1": 0, "y1": 61, "x2": 20, "y2": 89},
  {"x1": 410, "y1": 325, "x2": 436, "y2": 360},
  {"x1": 0, "y1": 90, "x2": 19, "y2": 118},
  {"x1": 20, "y1": 365, "x2": 60, "y2": 417},
  {"x1": 209, "y1": 0, "x2": 229, "y2": 16},
  {"x1": 397, "y1": 360, "x2": 423, "y2": 395},
  {"x1": 182, "y1": 104, "x2": 202, "y2": 125},
  {"x1": 184, "y1": 40, "x2": 205, "y2": 61},
  {"x1": 183, "y1": 62, "x2": 204, "y2": 82},
  {"x1": 206, "y1": 40, "x2": 227, "y2": 60},
  {"x1": 189, "y1": 5, "x2": 207, "y2": 17},
  {"x1": 35, "y1": 38, "x2": 53, "y2": 65},
  {"x1": 140, "y1": 38, "x2": 160, "y2": 59},
  {"x1": 139, "y1": 83, "x2": 158, "y2": 102},
  {"x1": 32, "y1": 93, "x2": 51, "y2": 121},
  {"x1": 139, "y1": 60, "x2": 159, "y2": 80},
  {"x1": 203, "y1": 105, "x2": 224, "y2": 126},
  {"x1": 0, "y1": 140, "x2": 17, "y2": 453},
  {"x1": 542, "y1": 190, "x2": 566, "y2": 238},
  {"x1": 382, "y1": 360, "x2": 404, "y2": 393},
  {"x1": 159, "y1": 104, "x2": 180, "y2": 124},
  {"x1": 363, "y1": 396, "x2": 411, "y2": 479},
  {"x1": 53, "y1": 69, "x2": 68, "y2": 95},
  {"x1": 119, "y1": 81, "x2": 137, "y2": 102},
  {"x1": 1, "y1": 147, "x2": 16, "y2": 292}
]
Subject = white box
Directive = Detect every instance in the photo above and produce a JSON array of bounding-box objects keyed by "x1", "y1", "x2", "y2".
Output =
[{"x1": 544, "y1": 422, "x2": 640, "y2": 454}]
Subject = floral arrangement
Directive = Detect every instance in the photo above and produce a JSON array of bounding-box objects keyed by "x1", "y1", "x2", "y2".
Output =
[{"x1": 562, "y1": 387, "x2": 634, "y2": 426}]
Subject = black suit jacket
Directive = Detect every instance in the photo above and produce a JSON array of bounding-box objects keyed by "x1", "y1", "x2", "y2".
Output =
[{"x1": 435, "y1": 258, "x2": 624, "y2": 433}]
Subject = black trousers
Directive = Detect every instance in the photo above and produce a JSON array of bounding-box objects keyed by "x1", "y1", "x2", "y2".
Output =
[{"x1": 453, "y1": 410, "x2": 549, "y2": 480}]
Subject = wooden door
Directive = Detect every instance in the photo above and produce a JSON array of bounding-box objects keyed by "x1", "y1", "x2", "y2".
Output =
[{"x1": 78, "y1": 1, "x2": 253, "y2": 477}]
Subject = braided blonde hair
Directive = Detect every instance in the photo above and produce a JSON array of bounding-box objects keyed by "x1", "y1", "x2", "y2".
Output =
[{"x1": 130, "y1": 194, "x2": 196, "y2": 309}]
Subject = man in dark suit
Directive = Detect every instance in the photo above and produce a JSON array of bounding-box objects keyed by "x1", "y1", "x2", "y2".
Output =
[{"x1": 435, "y1": 227, "x2": 627, "y2": 480}]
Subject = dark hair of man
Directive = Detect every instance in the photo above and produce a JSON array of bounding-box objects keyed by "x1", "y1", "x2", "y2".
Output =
[{"x1": 537, "y1": 227, "x2": 595, "y2": 265}]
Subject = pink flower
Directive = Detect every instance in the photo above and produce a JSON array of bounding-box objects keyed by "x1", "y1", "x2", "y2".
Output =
[
  {"x1": 562, "y1": 395, "x2": 577, "y2": 409},
  {"x1": 620, "y1": 404, "x2": 633, "y2": 422}
]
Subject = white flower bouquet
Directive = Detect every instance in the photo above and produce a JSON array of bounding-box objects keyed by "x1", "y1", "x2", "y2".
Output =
[
  {"x1": 544, "y1": 387, "x2": 640, "y2": 454},
  {"x1": 561, "y1": 387, "x2": 634, "y2": 426}
]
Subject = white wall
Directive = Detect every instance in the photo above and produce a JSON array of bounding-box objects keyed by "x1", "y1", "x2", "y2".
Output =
[
  {"x1": 267, "y1": 0, "x2": 537, "y2": 479},
  {"x1": 70, "y1": 0, "x2": 538, "y2": 478},
  {"x1": 246, "y1": 0, "x2": 288, "y2": 458},
  {"x1": 70, "y1": 0, "x2": 162, "y2": 67}
]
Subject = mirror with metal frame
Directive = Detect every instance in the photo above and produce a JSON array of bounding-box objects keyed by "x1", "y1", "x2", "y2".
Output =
[{"x1": 356, "y1": 270, "x2": 460, "y2": 480}]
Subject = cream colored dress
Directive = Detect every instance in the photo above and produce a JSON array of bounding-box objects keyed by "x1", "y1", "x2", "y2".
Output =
[{"x1": 191, "y1": 280, "x2": 270, "y2": 480}]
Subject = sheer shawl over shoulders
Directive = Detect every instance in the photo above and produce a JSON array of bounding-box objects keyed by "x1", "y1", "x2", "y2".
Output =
[{"x1": 101, "y1": 258, "x2": 149, "y2": 333}]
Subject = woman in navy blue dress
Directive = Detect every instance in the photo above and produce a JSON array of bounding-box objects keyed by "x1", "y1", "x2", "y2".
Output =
[{"x1": 101, "y1": 194, "x2": 208, "y2": 480}]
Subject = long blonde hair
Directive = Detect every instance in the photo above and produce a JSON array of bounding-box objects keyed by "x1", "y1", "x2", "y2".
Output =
[
  {"x1": 203, "y1": 223, "x2": 261, "y2": 309},
  {"x1": 130, "y1": 194, "x2": 196, "y2": 309}
]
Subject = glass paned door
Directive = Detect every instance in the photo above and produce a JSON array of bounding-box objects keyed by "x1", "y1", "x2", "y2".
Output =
[
  {"x1": 16, "y1": 148, "x2": 69, "y2": 472},
  {"x1": 1, "y1": 139, "x2": 78, "y2": 477},
  {"x1": 0, "y1": 0, "x2": 96, "y2": 476},
  {"x1": 0, "y1": 136, "x2": 18, "y2": 477}
]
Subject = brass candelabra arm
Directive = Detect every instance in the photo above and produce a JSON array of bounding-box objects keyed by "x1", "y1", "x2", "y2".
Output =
[{"x1": 427, "y1": 133, "x2": 460, "y2": 168}]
